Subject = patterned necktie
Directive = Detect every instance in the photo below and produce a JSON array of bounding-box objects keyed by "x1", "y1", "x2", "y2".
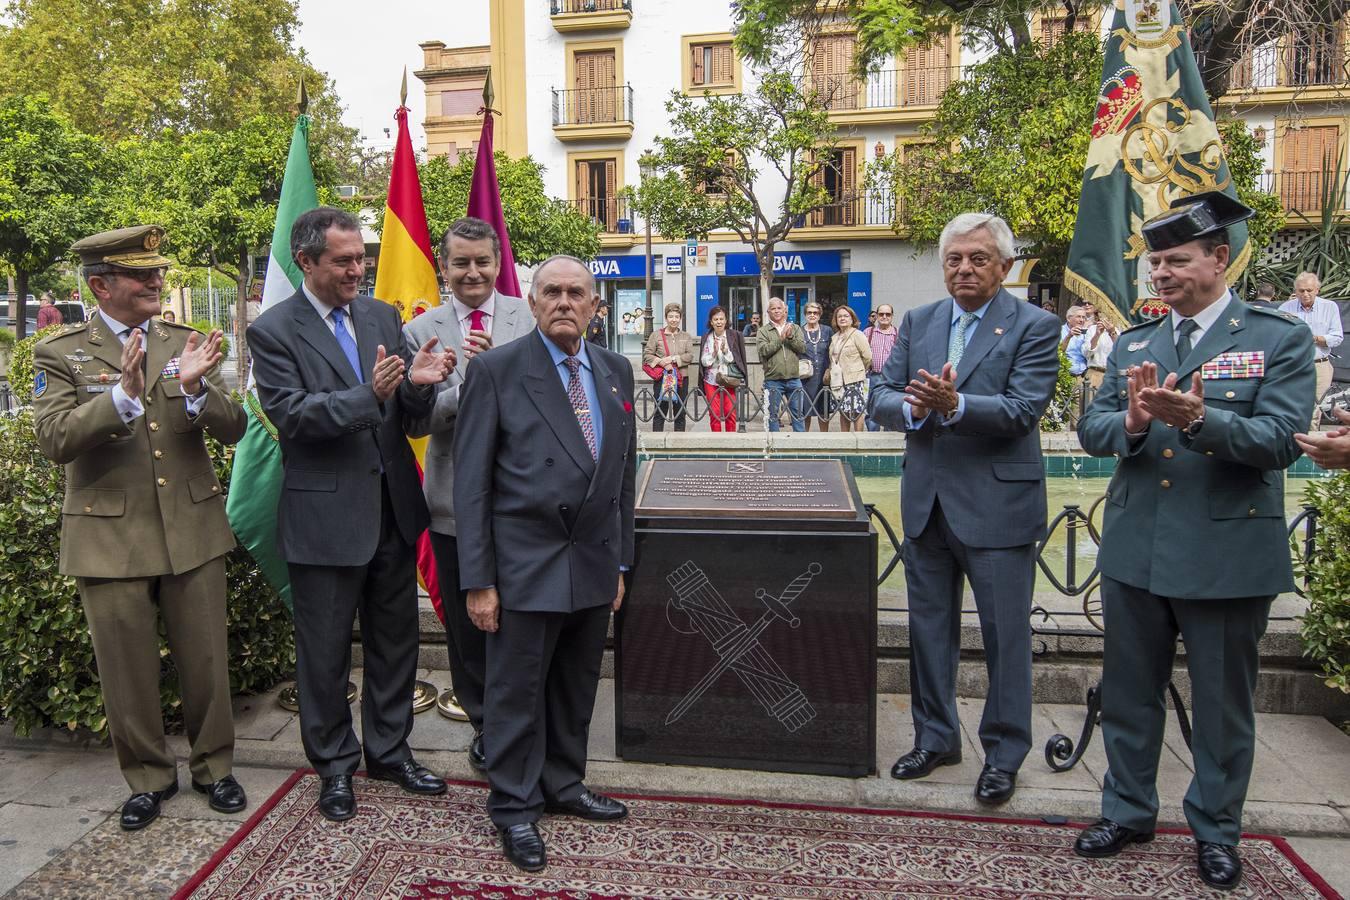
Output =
[
  {"x1": 467, "y1": 308, "x2": 487, "y2": 334},
  {"x1": 1176, "y1": 318, "x2": 1198, "y2": 361},
  {"x1": 948, "y1": 311, "x2": 978, "y2": 367},
  {"x1": 330, "y1": 307, "x2": 363, "y2": 383},
  {"x1": 564, "y1": 356, "x2": 597, "y2": 460}
]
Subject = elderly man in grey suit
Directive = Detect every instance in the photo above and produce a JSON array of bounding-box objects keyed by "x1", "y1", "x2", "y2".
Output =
[
  {"x1": 247, "y1": 207, "x2": 454, "y2": 822},
  {"x1": 454, "y1": 255, "x2": 635, "y2": 873},
  {"x1": 404, "y1": 216, "x2": 533, "y2": 770},
  {"x1": 869, "y1": 212, "x2": 1060, "y2": 806}
]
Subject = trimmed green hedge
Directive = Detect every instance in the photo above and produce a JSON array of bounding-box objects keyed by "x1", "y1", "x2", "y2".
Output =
[
  {"x1": 1299, "y1": 473, "x2": 1350, "y2": 694},
  {"x1": 0, "y1": 332, "x2": 293, "y2": 739}
]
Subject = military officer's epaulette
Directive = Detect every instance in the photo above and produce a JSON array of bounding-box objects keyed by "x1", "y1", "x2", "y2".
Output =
[
  {"x1": 1248, "y1": 306, "x2": 1305, "y2": 326},
  {"x1": 1118, "y1": 317, "x2": 1165, "y2": 337},
  {"x1": 36, "y1": 321, "x2": 90, "y2": 345}
]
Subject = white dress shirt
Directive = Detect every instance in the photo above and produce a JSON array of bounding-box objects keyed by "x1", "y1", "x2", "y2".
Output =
[
  {"x1": 1278, "y1": 295, "x2": 1344, "y2": 360},
  {"x1": 1170, "y1": 290, "x2": 1230, "y2": 352},
  {"x1": 452, "y1": 292, "x2": 496, "y2": 336}
]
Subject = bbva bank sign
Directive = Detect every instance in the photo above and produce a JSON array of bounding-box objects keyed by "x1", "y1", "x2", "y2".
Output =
[
  {"x1": 587, "y1": 255, "x2": 649, "y2": 279},
  {"x1": 723, "y1": 250, "x2": 842, "y2": 276}
]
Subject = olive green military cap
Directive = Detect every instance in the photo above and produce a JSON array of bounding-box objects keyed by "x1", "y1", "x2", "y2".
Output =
[{"x1": 71, "y1": 225, "x2": 171, "y2": 269}]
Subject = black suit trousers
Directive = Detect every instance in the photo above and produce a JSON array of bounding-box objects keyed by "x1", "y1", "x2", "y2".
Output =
[
  {"x1": 288, "y1": 480, "x2": 420, "y2": 776},
  {"x1": 484, "y1": 603, "x2": 610, "y2": 827},
  {"x1": 427, "y1": 530, "x2": 486, "y2": 731}
]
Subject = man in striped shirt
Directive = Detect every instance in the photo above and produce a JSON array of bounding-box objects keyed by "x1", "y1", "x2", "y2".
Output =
[{"x1": 864, "y1": 304, "x2": 898, "y2": 431}]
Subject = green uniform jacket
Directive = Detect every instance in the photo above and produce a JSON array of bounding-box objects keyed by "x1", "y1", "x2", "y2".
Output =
[
  {"x1": 756, "y1": 323, "x2": 806, "y2": 381},
  {"x1": 32, "y1": 316, "x2": 247, "y2": 578},
  {"x1": 1077, "y1": 294, "x2": 1315, "y2": 600}
]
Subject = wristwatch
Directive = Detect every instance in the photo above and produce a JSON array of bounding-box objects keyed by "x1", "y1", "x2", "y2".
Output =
[{"x1": 1183, "y1": 413, "x2": 1206, "y2": 437}]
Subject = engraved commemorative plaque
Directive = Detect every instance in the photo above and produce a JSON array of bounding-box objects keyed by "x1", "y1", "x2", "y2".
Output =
[
  {"x1": 619, "y1": 457, "x2": 877, "y2": 777},
  {"x1": 635, "y1": 458, "x2": 857, "y2": 519}
]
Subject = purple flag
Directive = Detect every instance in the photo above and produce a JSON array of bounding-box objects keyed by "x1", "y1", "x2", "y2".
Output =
[{"x1": 465, "y1": 112, "x2": 521, "y2": 298}]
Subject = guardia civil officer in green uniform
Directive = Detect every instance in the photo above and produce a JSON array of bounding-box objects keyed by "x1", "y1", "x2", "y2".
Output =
[
  {"x1": 31, "y1": 226, "x2": 250, "y2": 830},
  {"x1": 1074, "y1": 193, "x2": 1315, "y2": 891}
]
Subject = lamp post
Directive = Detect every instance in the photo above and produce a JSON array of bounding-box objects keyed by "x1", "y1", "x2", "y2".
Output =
[{"x1": 639, "y1": 153, "x2": 655, "y2": 340}]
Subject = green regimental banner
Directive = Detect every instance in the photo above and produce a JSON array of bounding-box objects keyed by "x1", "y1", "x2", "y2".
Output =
[{"x1": 1064, "y1": 0, "x2": 1250, "y2": 324}]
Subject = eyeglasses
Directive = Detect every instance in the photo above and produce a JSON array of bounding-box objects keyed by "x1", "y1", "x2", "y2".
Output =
[
  {"x1": 877, "y1": 312, "x2": 893, "y2": 317},
  {"x1": 108, "y1": 267, "x2": 167, "y2": 283}
]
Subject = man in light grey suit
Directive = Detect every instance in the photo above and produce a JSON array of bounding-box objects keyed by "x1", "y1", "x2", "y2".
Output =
[
  {"x1": 869, "y1": 213, "x2": 1060, "y2": 806},
  {"x1": 403, "y1": 217, "x2": 534, "y2": 771}
]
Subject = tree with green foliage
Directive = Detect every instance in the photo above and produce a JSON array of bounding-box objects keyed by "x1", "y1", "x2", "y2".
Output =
[
  {"x1": 372, "y1": 152, "x2": 602, "y2": 265},
  {"x1": 0, "y1": 94, "x2": 107, "y2": 339},
  {"x1": 630, "y1": 69, "x2": 842, "y2": 314},
  {"x1": 112, "y1": 114, "x2": 338, "y2": 379},
  {"x1": 731, "y1": 0, "x2": 1350, "y2": 103},
  {"x1": 0, "y1": 0, "x2": 353, "y2": 146},
  {"x1": 868, "y1": 31, "x2": 1102, "y2": 275}
]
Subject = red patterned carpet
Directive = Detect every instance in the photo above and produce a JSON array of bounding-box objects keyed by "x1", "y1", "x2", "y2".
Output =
[{"x1": 174, "y1": 771, "x2": 1339, "y2": 899}]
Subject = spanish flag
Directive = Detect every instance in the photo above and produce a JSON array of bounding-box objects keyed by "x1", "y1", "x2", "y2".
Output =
[{"x1": 373, "y1": 91, "x2": 446, "y2": 623}]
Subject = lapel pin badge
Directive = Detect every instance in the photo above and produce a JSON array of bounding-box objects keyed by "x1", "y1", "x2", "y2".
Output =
[
  {"x1": 1128, "y1": 340, "x2": 1150, "y2": 352},
  {"x1": 993, "y1": 327, "x2": 1005, "y2": 335},
  {"x1": 1229, "y1": 318, "x2": 1241, "y2": 327}
]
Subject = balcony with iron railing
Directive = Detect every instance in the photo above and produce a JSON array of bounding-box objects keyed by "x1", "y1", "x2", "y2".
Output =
[
  {"x1": 1223, "y1": 33, "x2": 1349, "y2": 96},
  {"x1": 552, "y1": 84, "x2": 635, "y2": 141},
  {"x1": 805, "y1": 66, "x2": 962, "y2": 122},
  {"x1": 1256, "y1": 170, "x2": 1350, "y2": 221},
  {"x1": 565, "y1": 196, "x2": 639, "y2": 247},
  {"x1": 793, "y1": 188, "x2": 901, "y2": 239},
  {"x1": 549, "y1": 0, "x2": 632, "y2": 32}
]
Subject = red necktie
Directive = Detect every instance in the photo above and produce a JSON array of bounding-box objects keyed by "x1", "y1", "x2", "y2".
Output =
[{"x1": 468, "y1": 309, "x2": 487, "y2": 333}]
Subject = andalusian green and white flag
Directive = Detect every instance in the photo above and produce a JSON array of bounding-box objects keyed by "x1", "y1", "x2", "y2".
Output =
[
  {"x1": 1064, "y1": 0, "x2": 1249, "y2": 324},
  {"x1": 224, "y1": 112, "x2": 318, "y2": 612}
]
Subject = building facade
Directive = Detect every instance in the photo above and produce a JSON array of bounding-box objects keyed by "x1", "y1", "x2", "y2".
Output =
[{"x1": 417, "y1": 2, "x2": 1349, "y2": 357}]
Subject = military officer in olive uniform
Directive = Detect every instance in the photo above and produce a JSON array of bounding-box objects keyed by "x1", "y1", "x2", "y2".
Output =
[
  {"x1": 1074, "y1": 193, "x2": 1315, "y2": 891},
  {"x1": 32, "y1": 226, "x2": 250, "y2": 831}
]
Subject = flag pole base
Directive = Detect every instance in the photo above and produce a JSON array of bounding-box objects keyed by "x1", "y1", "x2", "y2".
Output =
[
  {"x1": 277, "y1": 681, "x2": 357, "y2": 712},
  {"x1": 412, "y1": 680, "x2": 439, "y2": 714},
  {"x1": 437, "y1": 688, "x2": 470, "y2": 721}
]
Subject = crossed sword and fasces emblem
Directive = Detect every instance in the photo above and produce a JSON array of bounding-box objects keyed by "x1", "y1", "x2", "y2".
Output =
[{"x1": 664, "y1": 561, "x2": 821, "y2": 732}]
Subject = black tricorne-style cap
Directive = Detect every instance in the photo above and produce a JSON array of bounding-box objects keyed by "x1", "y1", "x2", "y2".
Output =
[{"x1": 1141, "y1": 191, "x2": 1254, "y2": 252}]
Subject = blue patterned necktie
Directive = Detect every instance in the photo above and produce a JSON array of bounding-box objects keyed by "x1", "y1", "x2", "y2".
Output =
[
  {"x1": 948, "y1": 311, "x2": 978, "y2": 367},
  {"x1": 330, "y1": 307, "x2": 363, "y2": 383},
  {"x1": 564, "y1": 356, "x2": 597, "y2": 460}
]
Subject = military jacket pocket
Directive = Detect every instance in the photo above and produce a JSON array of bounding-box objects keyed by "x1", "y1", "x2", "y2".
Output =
[
  {"x1": 991, "y1": 460, "x2": 1044, "y2": 481},
  {"x1": 1204, "y1": 380, "x2": 1258, "y2": 411},
  {"x1": 1208, "y1": 486, "x2": 1282, "y2": 519},
  {"x1": 63, "y1": 488, "x2": 125, "y2": 517},
  {"x1": 188, "y1": 471, "x2": 224, "y2": 503}
]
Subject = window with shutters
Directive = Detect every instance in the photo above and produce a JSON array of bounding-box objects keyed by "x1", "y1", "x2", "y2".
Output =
[
  {"x1": 1284, "y1": 22, "x2": 1347, "y2": 87},
  {"x1": 572, "y1": 48, "x2": 618, "y2": 123},
  {"x1": 810, "y1": 146, "x2": 859, "y2": 227},
  {"x1": 572, "y1": 154, "x2": 623, "y2": 232},
  {"x1": 681, "y1": 33, "x2": 743, "y2": 95},
  {"x1": 1277, "y1": 121, "x2": 1344, "y2": 212},
  {"x1": 1036, "y1": 14, "x2": 1093, "y2": 48},
  {"x1": 811, "y1": 33, "x2": 859, "y2": 110},
  {"x1": 900, "y1": 33, "x2": 952, "y2": 107},
  {"x1": 691, "y1": 41, "x2": 735, "y2": 87}
]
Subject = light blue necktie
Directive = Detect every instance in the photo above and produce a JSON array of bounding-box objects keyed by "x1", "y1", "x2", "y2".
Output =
[
  {"x1": 330, "y1": 307, "x2": 363, "y2": 383},
  {"x1": 948, "y1": 311, "x2": 977, "y2": 367}
]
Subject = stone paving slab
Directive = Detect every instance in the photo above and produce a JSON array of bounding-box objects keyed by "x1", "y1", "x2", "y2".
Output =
[{"x1": 0, "y1": 803, "x2": 103, "y2": 895}]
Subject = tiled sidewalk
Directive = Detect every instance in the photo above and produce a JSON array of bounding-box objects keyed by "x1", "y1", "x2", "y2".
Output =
[{"x1": 3, "y1": 677, "x2": 1348, "y2": 897}]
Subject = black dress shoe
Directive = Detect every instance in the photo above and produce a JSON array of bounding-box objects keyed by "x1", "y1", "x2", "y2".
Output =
[
  {"x1": 120, "y1": 781, "x2": 178, "y2": 831},
  {"x1": 1073, "y1": 818, "x2": 1155, "y2": 858},
  {"x1": 367, "y1": 758, "x2": 447, "y2": 795},
  {"x1": 545, "y1": 789, "x2": 628, "y2": 821},
  {"x1": 499, "y1": 822, "x2": 547, "y2": 872},
  {"x1": 974, "y1": 764, "x2": 1017, "y2": 805},
  {"x1": 468, "y1": 733, "x2": 486, "y2": 772},
  {"x1": 192, "y1": 774, "x2": 247, "y2": 813},
  {"x1": 318, "y1": 774, "x2": 356, "y2": 821},
  {"x1": 1197, "y1": 841, "x2": 1243, "y2": 891},
  {"x1": 890, "y1": 747, "x2": 961, "y2": 780}
]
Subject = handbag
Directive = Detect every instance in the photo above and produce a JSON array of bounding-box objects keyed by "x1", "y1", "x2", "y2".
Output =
[
  {"x1": 798, "y1": 358, "x2": 814, "y2": 379},
  {"x1": 716, "y1": 362, "x2": 745, "y2": 389},
  {"x1": 642, "y1": 361, "x2": 664, "y2": 381}
]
